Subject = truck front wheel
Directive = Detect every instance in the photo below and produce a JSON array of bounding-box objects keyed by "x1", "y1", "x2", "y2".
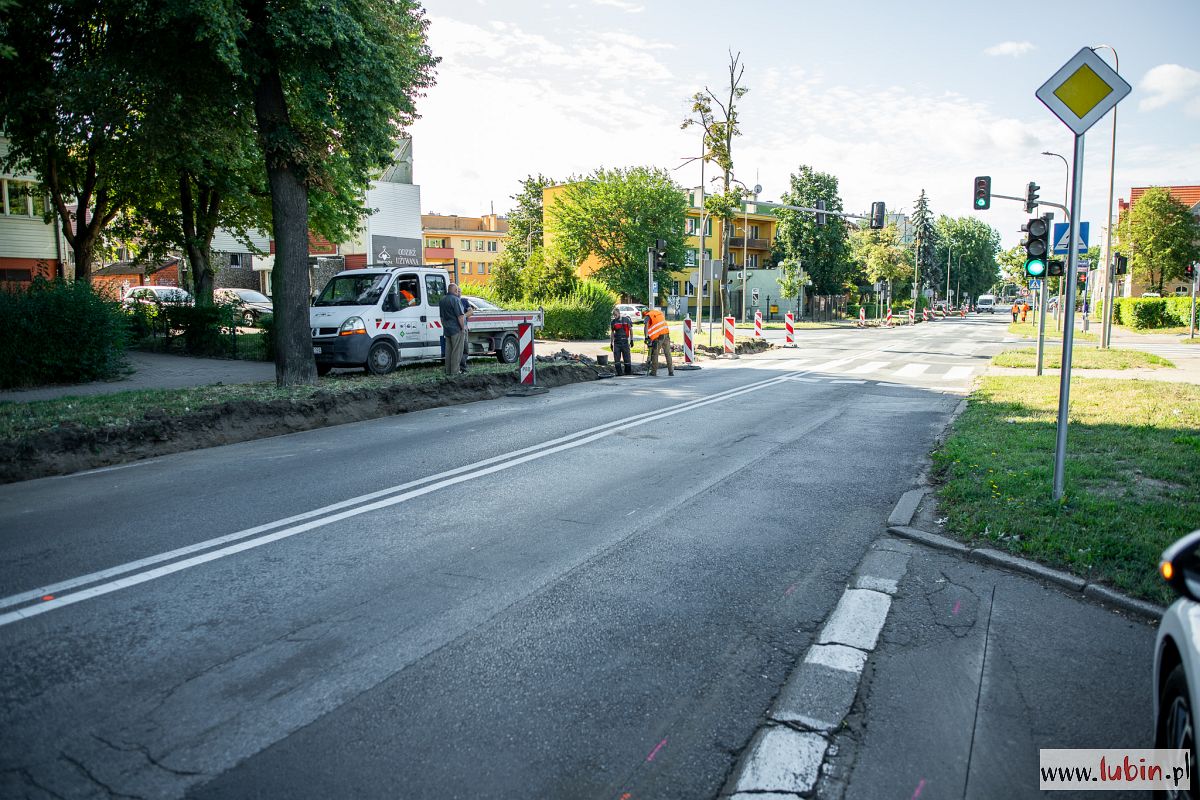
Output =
[
  {"x1": 367, "y1": 341, "x2": 398, "y2": 375},
  {"x1": 498, "y1": 334, "x2": 520, "y2": 364}
]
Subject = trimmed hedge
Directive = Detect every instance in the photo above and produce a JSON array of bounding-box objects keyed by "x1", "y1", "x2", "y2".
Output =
[
  {"x1": 1108, "y1": 296, "x2": 1196, "y2": 329},
  {"x1": 0, "y1": 278, "x2": 129, "y2": 389},
  {"x1": 460, "y1": 278, "x2": 617, "y2": 340}
]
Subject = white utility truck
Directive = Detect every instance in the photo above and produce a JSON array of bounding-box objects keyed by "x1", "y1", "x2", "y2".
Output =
[{"x1": 310, "y1": 265, "x2": 543, "y2": 375}]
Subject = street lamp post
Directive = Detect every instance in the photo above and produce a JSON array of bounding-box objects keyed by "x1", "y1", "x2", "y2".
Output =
[
  {"x1": 1042, "y1": 150, "x2": 1069, "y2": 330},
  {"x1": 1092, "y1": 44, "x2": 1120, "y2": 349}
]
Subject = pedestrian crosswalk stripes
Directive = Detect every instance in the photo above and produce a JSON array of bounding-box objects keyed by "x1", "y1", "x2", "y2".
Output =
[{"x1": 895, "y1": 363, "x2": 930, "y2": 377}]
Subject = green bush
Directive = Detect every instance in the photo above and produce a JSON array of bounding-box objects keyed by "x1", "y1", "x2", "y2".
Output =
[
  {"x1": 0, "y1": 278, "x2": 128, "y2": 389},
  {"x1": 164, "y1": 304, "x2": 238, "y2": 357},
  {"x1": 258, "y1": 313, "x2": 276, "y2": 361},
  {"x1": 1111, "y1": 296, "x2": 1194, "y2": 329},
  {"x1": 459, "y1": 277, "x2": 616, "y2": 339}
]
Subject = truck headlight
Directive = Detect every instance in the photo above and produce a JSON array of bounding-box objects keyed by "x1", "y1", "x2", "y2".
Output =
[{"x1": 339, "y1": 316, "x2": 367, "y2": 336}]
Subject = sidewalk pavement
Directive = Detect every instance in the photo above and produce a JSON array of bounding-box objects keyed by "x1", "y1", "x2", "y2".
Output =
[{"x1": 0, "y1": 351, "x2": 276, "y2": 404}]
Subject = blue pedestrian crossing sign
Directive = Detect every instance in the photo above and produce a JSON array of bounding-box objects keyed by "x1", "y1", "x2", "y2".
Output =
[
  {"x1": 1052, "y1": 222, "x2": 1089, "y2": 255},
  {"x1": 1029, "y1": 279, "x2": 1043, "y2": 289}
]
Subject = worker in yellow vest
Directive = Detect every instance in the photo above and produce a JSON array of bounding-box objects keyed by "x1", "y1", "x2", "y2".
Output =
[{"x1": 643, "y1": 307, "x2": 674, "y2": 376}]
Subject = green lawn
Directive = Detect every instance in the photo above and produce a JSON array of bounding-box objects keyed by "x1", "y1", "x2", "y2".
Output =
[
  {"x1": 0, "y1": 360, "x2": 524, "y2": 441},
  {"x1": 933, "y1": 376, "x2": 1200, "y2": 603},
  {"x1": 992, "y1": 347, "x2": 1174, "y2": 370}
]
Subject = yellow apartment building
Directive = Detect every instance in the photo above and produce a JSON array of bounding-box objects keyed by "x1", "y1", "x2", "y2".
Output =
[{"x1": 421, "y1": 213, "x2": 508, "y2": 284}]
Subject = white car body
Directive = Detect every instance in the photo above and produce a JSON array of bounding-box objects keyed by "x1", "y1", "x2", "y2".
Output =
[
  {"x1": 310, "y1": 265, "x2": 543, "y2": 374},
  {"x1": 122, "y1": 285, "x2": 193, "y2": 306},
  {"x1": 976, "y1": 294, "x2": 996, "y2": 314},
  {"x1": 615, "y1": 303, "x2": 646, "y2": 323}
]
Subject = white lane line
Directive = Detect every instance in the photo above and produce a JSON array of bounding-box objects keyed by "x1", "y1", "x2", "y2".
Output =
[
  {"x1": 830, "y1": 379, "x2": 867, "y2": 384},
  {"x1": 848, "y1": 361, "x2": 888, "y2": 375},
  {"x1": 0, "y1": 371, "x2": 799, "y2": 613},
  {"x1": 805, "y1": 643, "x2": 868, "y2": 675},
  {"x1": 894, "y1": 363, "x2": 930, "y2": 378},
  {"x1": 817, "y1": 589, "x2": 892, "y2": 651},
  {"x1": 56, "y1": 460, "x2": 161, "y2": 478},
  {"x1": 2, "y1": 343, "x2": 898, "y2": 628},
  {"x1": 942, "y1": 365, "x2": 973, "y2": 381}
]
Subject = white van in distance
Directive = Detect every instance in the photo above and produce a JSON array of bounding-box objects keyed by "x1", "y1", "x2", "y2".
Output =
[{"x1": 976, "y1": 294, "x2": 996, "y2": 314}]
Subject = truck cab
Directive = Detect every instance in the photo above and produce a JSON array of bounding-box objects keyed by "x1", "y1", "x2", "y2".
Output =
[{"x1": 310, "y1": 266, "x2": 451, "y2": 375}]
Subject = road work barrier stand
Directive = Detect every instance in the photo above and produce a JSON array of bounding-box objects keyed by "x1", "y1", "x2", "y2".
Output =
[
  {"x1": 885, "y1": 308, "x2": 894, "y2": 327},
  {"x1": 754, "y1": 311, "x2": 763, "y2": 338},
  {"x1": 858, "y1": 307, "x2": 866, "y2": 327},
  {"x1": 784, "y1": 312, "x2": 797, "y2": 347},
  {"x1": 922, "y1": 307, "x2": 930, "y2": 322},
  {"x1": 506, "y1": 322, "x2": 548, "y2": 397},
  {"x1": 678, "y1": 316, "x2": 702, "y2": 370},
  {"x1": 908, "y1": 308, "x2": 915, "y2": 325},
  {"x1": 723, "y1": 316, "x2": 738, "y2": 358}
]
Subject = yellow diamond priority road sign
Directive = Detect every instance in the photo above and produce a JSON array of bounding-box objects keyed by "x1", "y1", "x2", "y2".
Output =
[{"x1": 1037, "y1": 47, "x2": 1131, "y2": 136}]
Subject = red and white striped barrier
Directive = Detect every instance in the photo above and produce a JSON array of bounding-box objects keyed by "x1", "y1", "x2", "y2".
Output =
[
  {"x1": 723, "y1": 316, "x2": 736, "y2": 356},
  {"x1": 858, "y1": 307, "x2": 866, "y2": 326},
  {"x1": 784, "y1": 312, "x2": 796, "y2": 346},
  {"x1": 886, "y1": 308, "x2": 893, "y2": 327},
  {"x1": 908, "y1": 308, "x2": 916, "y2": 324},
  {"x1": 754, "y1": 310, "x2": 763, "y2": 338},
  {"x1": 518, "y1": 322, "x2": 535, "y2": 384},
  {"x1": 683, "y1": 316, "x2": 695, "y2": 364},
  {"x1": 922, "y1": 307, "x2": 930, "y2": 322},
  {"x1": 960, "y1": 307, "x2": 966, "y2": 318}
]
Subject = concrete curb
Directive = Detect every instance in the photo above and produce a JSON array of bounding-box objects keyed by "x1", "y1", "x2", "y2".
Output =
[{"x1": 888, "y1": 525, "x2": 1166, "y2": 622}]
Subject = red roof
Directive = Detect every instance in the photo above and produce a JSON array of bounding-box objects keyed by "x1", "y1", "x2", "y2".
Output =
[{"x1": 1128, "y1": 185, "x2": 1200, "y2": 209}]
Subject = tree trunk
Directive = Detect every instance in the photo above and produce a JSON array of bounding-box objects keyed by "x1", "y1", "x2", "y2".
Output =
[
  {"x1": 180, "y1": 174, "x2": 220, "y2": 307},
  {"x1": 254, "y1": 64, "x2": 315, "y2": 387}
]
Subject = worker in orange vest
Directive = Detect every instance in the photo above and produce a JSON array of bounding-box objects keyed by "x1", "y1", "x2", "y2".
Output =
[
  {"x1": 1020, "y1": 299, "x2": 1030, "y2": 322},
  {"x1": 643, "y1": 307, "x2": 674, "y2": 376}
]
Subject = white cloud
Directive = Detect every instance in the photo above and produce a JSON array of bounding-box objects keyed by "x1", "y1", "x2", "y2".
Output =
[
  {"x1": 1139, "y1": 64, "x2": 1200, "y2": 117},
  {"x1": 984, "y1": 41, "x2": 1034, "y2": 58},
  {"x1": 591, "y1": 0, "x2": 644, "y2": 12}
]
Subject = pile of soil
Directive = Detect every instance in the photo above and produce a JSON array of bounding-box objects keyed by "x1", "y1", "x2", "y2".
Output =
[
  {"x1": 0, "y1": 363, "x2": 598, "y2": 484},
  {"x1": 696, "y1": 339, "x2": 774, "y2": 357}
]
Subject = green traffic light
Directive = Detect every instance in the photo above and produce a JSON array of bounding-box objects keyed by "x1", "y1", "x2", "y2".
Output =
[
  {"x1": 975, "y1": 198, "x2": 986, "y2": 208},
  {"x1": 1025, "y1": 259, "x2": 1046, "y2": 278}
]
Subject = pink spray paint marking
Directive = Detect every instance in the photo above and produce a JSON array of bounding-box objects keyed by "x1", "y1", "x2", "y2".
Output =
[
  {"x1": 911, "y1": 777, "x2": 927, "y2": 799},
  {"x1": 646, "y1": 737, "x2": 668, "y2": 762},
  {"x1": 784, "y1": 584, "x2": 797, "y2": 596},
  {"x1": 952, "y1": 600, "x2": 961, "y2": 616}
]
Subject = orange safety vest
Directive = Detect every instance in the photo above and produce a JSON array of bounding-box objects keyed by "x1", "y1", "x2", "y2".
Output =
[{"x1": 644, "y1": 309, "x2": 668, "y2": 340}]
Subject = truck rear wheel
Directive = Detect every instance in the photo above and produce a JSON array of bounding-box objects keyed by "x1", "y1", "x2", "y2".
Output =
[
  {"x1": 367, "y1": 341, "x2": 397, "y2": 375},
  {"x1": 497, "y1": 334, "x2": 519, "y2": 364}
]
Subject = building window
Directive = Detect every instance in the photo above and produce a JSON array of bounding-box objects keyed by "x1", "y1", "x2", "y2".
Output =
[
  {"x1": 750, "y1": 224, "x2": 760, "y2": 239},
  {"x1": 685, "y1": 218, "x2": 711, "y2": 236},
  {"x1": 685, "y1": 249, "x2": 697, "y2": 266},
  {"x1": 0, "y1": 180, "x2": 7, "y2": 215},
  {"x1": 460, "y1": 239, "x2": 471, "y2": 250},
  {"x1": 671, "y1": 280, "x2": 680, "y2": 296},
  {"x1": 30, "y1": 191, "x2": 45, "y2": 218},
  {"x1": 748, "y1": 254, "x2": 759, "y2": 269},
  {"x1": 475, "y1": 240, "x2": 484, "y2": 251},
  {"x1": 478, "y1": 262, "x2": 488, "y2": 274},
  {"x1": 487, "y1": 240, "x2": 498, "y2": 252},
  {"x1": 461, "y1": 262, "x2": 471, "y2": 274},
  {"x1": 229, "y1": 254, "x2": 243, "y2": 268}
]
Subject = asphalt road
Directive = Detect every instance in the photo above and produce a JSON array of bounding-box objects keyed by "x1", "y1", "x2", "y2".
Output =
[{"x1": 0, "y1": 316, "x2": 1011, "y2": 799}]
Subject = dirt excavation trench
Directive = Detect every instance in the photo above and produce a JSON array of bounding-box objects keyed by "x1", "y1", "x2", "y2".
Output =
[{"x1": 0, "y1": 364, "x2": 599, "y2": 484}]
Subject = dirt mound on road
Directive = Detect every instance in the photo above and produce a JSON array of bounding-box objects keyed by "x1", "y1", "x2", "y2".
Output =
[{"x1": 0, "y1": 364, "x2": 598, "y2": 484}]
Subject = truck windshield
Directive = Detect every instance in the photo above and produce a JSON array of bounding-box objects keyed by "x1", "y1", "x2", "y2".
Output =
[{"x1": 314, "y1": 274, "x2": 390, "y2": 307}]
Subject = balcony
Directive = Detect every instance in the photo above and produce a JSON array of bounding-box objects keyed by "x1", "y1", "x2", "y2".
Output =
[
  {"x1": 424, "y1": 246, "x2": 455, "y2": 260},
  {"x1": 728, "y1": 237, "x2": 771, "y2": 250}
]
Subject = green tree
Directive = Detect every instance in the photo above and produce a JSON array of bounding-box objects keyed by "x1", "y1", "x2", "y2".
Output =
[
  {"x1": 682, "y1": 50, "x2": 748, "y2": 317},
  {"x1": 773, "y1": 165, "x2": 850, "y2": 295},
  {"x1": 548, "y1": 166, "x2": 687, "y2": 303},
  {"x1": 910, "y1": 190, "x2": 938, "y2": 300},
  {"x1": 0, "y1": 0, "x2": 143, "y2": 279},
  {"x1": 491, "y1": 174, "x2": 555, "y2": 302},
  {"x1": 1117, "y1": 188, "x2": 1200, "y2": 293},
  {"x1": 521, "y1": 245, "x2": 577, "y2": 302},
  {"x1": 932, "y1": 215, "x2": 1001, "y2": 303},
  {"x1": 997, "y1": 245, "x2": 1027, "y2": 285},
  {"x1": 850, "y1": 224, "x2": 913, "y2": 285}
]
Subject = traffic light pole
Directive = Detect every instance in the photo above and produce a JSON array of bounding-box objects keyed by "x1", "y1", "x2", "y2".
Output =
[
  {"x1": 1036, "y1": 212, "x2": 1054, "y2": 377},
  {"x1": 1053, "y1": 134, "x2": 1086, "y2": 502}
]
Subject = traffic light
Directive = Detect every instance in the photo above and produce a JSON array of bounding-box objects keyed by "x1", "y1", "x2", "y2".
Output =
[
  {"x1": 973, "y1": 176, "x2": 991, "y2": 210},
  {"x1": 1021, "y1": 217, "x2": 1049, "y2": 277},
  {"x1": 816, "y1": 199, "x2": 826, "y2": 226},
  {"x1": 1047, "y1": 259, "x2": 1065, "y2": 277},
  {"x1": 1078, "y1": 270, "x2": 1088, "y2": 286},
  {"x1": 869, "y1": 201, "x2": 885, "y2": 229},
  {"x1": 654, "y1": 239, "x2": 668, "y2": 271},
  {"x1": 1115, "y1": 254, "x2": 1128, "y2": 275},
  {"x1": 1024, "y1": 181, "x2": 1041, "y2": 214},
  {"x1": 1186, "y1": 262, "x2": 1196, "y2": 279}
]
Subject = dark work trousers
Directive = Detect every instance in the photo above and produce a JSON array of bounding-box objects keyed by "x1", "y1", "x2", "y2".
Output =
[{"x1": 612, "y1": 339, "x2": 632, "y2": 375}]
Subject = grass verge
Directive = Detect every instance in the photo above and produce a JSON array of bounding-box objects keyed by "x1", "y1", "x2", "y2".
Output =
[
  {"x1": 933, "y1": 376, "x2": 1200, "y2": 604},
  {"x1": 0, "y1": 360, "x2": 519, "y2": 441},
  {"x1": 992, "y1": 347, "x2": 1174, "y2": 370}
]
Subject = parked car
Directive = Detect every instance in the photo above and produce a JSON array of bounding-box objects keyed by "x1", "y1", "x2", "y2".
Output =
[
  {"x1": 615, "y1": 303, "x2": 647, "y2": 323},
  {"x1": 215, "y1": 288, "x2": 273, "y2": 327},
  {"x1": 1154, "y1": 530, "x2": 1200, "y2": 774},
  {"x1": 122, "y1": 285, "x2": 193, "y2": 308},
  {"x1": 463, "y1": 295, "x2": 501, "y2": 311},
  {"x1": 976, "y1": 294, "x2": 996, "y2": 314}
]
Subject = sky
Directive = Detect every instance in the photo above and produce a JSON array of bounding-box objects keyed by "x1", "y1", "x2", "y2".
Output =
[{"x1": 410, "y1": 0, "x2": 1200, "y2": 250}]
